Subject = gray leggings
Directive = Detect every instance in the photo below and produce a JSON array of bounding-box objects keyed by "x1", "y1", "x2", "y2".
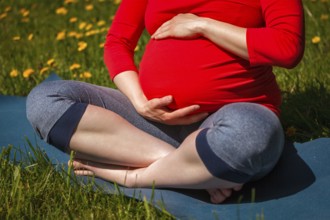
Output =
[{"x1": 26, "y1": 80, "x2": 284, "y2": 183}]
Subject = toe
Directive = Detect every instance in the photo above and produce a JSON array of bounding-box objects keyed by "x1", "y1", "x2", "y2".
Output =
[
  {"x1": 74, "y1": 170, "x2": 94, "y2": 176},
  {"x1": 220, "y1": 188, "x2": 232, "y2": 198},
  {"x1": 233, "y1": 184, "x2": 243, "y2": 191},
  {"x1": 210, "y1": 189, "x2": 227, "y2": 204}
]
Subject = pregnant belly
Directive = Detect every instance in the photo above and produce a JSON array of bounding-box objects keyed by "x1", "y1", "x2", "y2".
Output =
[{"x1": 139, "y1": 38, "x2": 279, "y2": 113}]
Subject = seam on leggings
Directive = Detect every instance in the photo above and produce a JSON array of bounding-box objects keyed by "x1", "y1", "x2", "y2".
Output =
[
  {"x1": 195, "y1": 128, "x2": 252, "y2": 183},
  {"x1": 48, "y1": 102, "x2": 88, "y2": 152}
]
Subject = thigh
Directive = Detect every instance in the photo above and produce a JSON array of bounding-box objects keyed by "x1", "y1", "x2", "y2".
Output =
[
  {"x1": 196, "y1": 102, "x2": 284, "y2": 183},
  {"x1": 27, "y1": 80, "x2": 183, "y2": 147}
]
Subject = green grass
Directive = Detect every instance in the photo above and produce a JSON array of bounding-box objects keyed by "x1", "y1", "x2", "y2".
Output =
[
  {"x1": 0, "y1": 0, "x2": 329, "y2": 219},
  {"x1": 0, "y1": 142, "x2": 173, "y2": 219}
]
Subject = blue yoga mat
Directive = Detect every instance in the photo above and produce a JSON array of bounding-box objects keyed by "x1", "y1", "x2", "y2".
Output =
[{"x1": 1, "y1": 74, "x2": 330, "y2": 219}]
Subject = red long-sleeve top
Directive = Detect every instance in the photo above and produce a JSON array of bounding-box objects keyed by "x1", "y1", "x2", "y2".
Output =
[{"x1": 104, "y1": 0, "x2": 304, "y2": 116}]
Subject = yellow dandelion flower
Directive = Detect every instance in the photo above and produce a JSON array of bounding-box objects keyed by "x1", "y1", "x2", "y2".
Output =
[
  {"x1": 28, "y1": 33, "x2": 33, "y2": 41},
  {"x1": 83, "y1": 71, "x2": 92, "y2": 78},
  {"x1": 56, "y1": 31, "x2": 66, "y2": 40},
  {"x1": 47, "y1": 58, "x2": 55, "y2": 66},
  {"x1": 85, "y1": 4, "x2": 94, "y2": 11},
  {"x1": 99, "y1": 43, "x2": 105, "y2": 48},
  {"x1": 320, "y1": 14, "x2": 329, "y2": 21},
  {"x1": 97, "y1": 20, "x2": 106, "y2": 26},
  {"x1": 85, "y1": 31, "x2": 93, "y2": 37},
  {"x1": 85, "y1": 29, "x2": 100, "y2": 37},
  {"x1": 70, "y1": 63, "x2": 81, "y2": 71},
  {"x1": 23, "y1": 68, "x2": 34, "y2": 78},
  {"x1": 10, "y1": 69, "x2": 19, "y2": 78},
  {"x1": 56, "y1": 7, "x2": 68, "y2": 15},
  {"x1": 20, "y1": 9, "x2": 30, "y2": 17},
  {"x1": 85, "y1": 23, "x2": 93, "y2": 31},
  {"x1": 286, "y1": 126, "x2": 296, "y2": 137},
  {"x1": 68, "y1": 32, "x2": 83, "y2": 39},
  {"x1": 78, "y1": 41, "x2": 88, "y2": 51},
  {"x1": 101, "y1": 27, "x2": 108, "y2": 32},
  {"x1": 22, "y1": 11, "x2": 29, "y2": 17},
  {"x1": 75, "y1": 33, "x2": 83, "y2": 39},
  {"x1": 69, "y1": 17, "x2": 78, "y2": 23},
  {"x1": 0, "y1": 13, "x2": 7, "y2": 20},
  {"x1": 113, "y1": 0, "x2": 121, "y2": 5},
  {"x1": 312, "y1": 36, "x2": 321, "y2": 44},
  {"x1": 68, "y1": 31, "x2": 78, "y2": 38},
  {"x1": 79, "y1": 22, "x2": 87, "y2": 30},
  {"x1": 40, "y1": 67, "x2": 50, "y2": 75},
  {"x1": 13, "y1": 36, "x2": 21, "y2": 41},
  {"x1": 64, "y1": 0, "x2": 78, "y2": 4},
  {"x1": 5, "y1": 6, "x2": 12, "y2": 12}
]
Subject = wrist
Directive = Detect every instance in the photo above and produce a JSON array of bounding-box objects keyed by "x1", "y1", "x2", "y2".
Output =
[
  {"x1": 131, "y1": 93, "x2": 148, "y2": 113},
  {"x1": 196, "y1": 17, "x2": 211, "y2": 37}
]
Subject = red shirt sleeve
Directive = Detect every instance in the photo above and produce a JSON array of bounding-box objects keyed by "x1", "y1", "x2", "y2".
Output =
[
  {"x1": 247, "y1": 0, "x2": 305, "y2": 69},
  {"x1": 104, "y1": 0, "x2": 148, "y2": 80}
]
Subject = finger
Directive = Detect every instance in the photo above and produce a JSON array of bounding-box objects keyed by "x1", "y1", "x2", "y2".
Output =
[
  {"x1": 152, "y1": 21, "x2": 173, "y2": 39},
  {"x1": 152, "y1": 28, "x2": 171, "y2": 39},
  {"x1": 162, "y1": 106, "x2": 209, "y2": 125},
  {"x1": 148, "y1": 95, "x2": 173, "y2": 109},
  {"x1": 163, "y1": 112, "x2": 208, "y2": 125},
  {"x1": 169, "y1": 105, "x2": 200, "y2": 117}
]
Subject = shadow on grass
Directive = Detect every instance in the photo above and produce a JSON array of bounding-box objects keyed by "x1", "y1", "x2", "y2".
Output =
[
  {"x1": 281, "y1": 83, "x2": 330, "y2": 142},
  {"x1": 173, "y1": 140, "x2": 315, "y2": 204}
]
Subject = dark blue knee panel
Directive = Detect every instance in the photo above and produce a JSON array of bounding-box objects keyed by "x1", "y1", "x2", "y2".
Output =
[{"x1": 48, "y1": 102, "x2": 88, "y2": 152}]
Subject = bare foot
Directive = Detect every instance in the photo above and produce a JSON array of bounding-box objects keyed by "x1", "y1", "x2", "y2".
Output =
[
  {"x1": 68, "y1": 159, "x2": 139, "y2": 187},
  {"x1": 206, "y1": 185, "x2": 243, "y2": 204},
  {"x1": 69, "y1": 159, "x2": 244, "y2": 201},
  {"x1": 69, "y1": 160, "x2": 95, "y2": 176}
]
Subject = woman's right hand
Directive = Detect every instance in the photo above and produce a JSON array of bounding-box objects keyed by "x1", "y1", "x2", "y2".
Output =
[
  {"x1": 135, "y1": 95, "x2": 209, "y2": 125},
  {"x1": 114, "y1": 71, "x2": 208, "y2": 125}
]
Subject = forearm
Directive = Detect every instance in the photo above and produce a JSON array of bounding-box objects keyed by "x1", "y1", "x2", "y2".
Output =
[
  {"x1": 198, "y1": 18, "x2": 249, "y2": 60},
  {"x1": 113, "y1": 70, "x2": 207, "y2": 125},
  {"x1": 113, "y1": 70, "x2": 147, "y2": 110},
  {"x1": 151, "y1": 13, "x2": 249, "y2": 61}
]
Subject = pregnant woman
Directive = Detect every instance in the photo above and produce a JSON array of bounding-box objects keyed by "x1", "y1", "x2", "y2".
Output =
[{"x1": 26, "y1": 0, "x2": 304, "y2": 203}]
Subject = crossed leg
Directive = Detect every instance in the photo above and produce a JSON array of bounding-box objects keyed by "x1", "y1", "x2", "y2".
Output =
[
  {"x1": 68, "y1": 104, "x2": 243, "y2": 203},
  {"x1": 69, "y1": 104, "x2": 176, "y2": 167}
]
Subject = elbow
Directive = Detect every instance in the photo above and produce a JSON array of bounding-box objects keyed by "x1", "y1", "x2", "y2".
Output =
[
  {"x1": 276, "y1": 40, "x2": 305, "y2": 69},
  {"x1": 278, "y1": 51, "x2": 303, "y2": 69}
]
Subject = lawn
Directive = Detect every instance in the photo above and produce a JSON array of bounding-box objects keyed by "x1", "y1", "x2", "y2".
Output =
[{"x1": 0, "y1": 0, "x2": 329, "y2": 219}]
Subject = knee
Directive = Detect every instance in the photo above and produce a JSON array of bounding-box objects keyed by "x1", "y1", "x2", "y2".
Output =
[
  {"x1": 26, "y1": 82, "x2": 49, "y2": 129},
  {"x1": 26, "y1": 80, "x2": 70, "y2": 139},
  {"x1": 225, "y1": 103, "x2": 284, "y2": 178},
  {"x1": 197, "y1": 103, "x2": 285, "y2": 183}
]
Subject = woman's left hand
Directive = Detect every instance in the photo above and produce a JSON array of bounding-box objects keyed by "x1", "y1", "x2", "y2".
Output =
[{"x1": 151, "y1": 13, "x2": 204, "y2": 40}]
